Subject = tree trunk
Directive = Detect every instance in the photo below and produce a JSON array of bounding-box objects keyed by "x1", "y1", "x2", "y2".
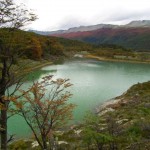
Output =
[
  {"x1": 0, "y1": 59, "x2": 8, "y2": 150},
  {"x1": 42, "y1": 135, "x2": 48, "y2": 150},
  {"x1": 0, "y1": 95, "x2": 8, "y2": 150},
  {"x1": 1, "y1": 109, "x2": 7, "y2": 150}
]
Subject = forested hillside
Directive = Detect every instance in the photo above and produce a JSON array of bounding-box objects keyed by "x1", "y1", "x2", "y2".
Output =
[
  {"x1": 0, "y1": 28, "x2": 93, "y2": 60},
  {"x1": 1, "y1": 28, "x2": 134, "y2": 62}
]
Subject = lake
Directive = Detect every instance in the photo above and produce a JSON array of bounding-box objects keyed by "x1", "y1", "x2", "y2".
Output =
[{"x1": 8, "y1": 59, "x2": 150, "y2": 137}]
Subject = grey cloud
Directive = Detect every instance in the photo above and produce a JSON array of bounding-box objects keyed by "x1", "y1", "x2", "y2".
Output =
[
  {"x1": 101, "y1": 9, "x2": 150, "y2": 23},
  {"x1": 53, "y1": 8, "x2": 150, "y2": 30}
]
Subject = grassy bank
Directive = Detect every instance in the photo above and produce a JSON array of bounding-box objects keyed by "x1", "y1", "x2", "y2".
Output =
[
  {"x1": 19, "y1": 59, "x2": 53, "y2": 73},
  {"x1": 0, "y1": 59, "x2": 53, "y2": 79}
]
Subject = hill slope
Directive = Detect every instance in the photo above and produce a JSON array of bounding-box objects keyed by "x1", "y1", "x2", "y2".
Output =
[
  {"x1": 0, "y1": 28, "x2": 94, "y2": 61},
  {"x1": 52, "y1": 27, "x2": 150, "y2": 51}
]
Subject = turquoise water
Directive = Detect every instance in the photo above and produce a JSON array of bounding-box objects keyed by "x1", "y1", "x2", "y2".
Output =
[{"x1": 8, "y1": 59, "x2": 150, "y2": 137}]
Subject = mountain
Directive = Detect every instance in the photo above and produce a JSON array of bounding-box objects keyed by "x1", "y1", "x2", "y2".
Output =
[
  {"x1": 125, "y1": 20, "x2": 150, "y2": 27},
  {"x1": 30, "y1": 24, "x2": 118, "y2": 35},
  {"x1": 52, "y1": 27, "x2": 150, "y2": 51},
  {"x1": 30, "y1": 20, "x2": 150, "y2": 35},
  {"x1": 29, "y1": 20, "x2": 150, "y2": 51},
  {"x1": 29, "y1": 30, "x2": 66, "y2": 35},
  {"x1": 48, "y1": 20, "x2": 150, "y2": 51},
  {"x1": 53, "y1": 24, "x2": 118, "y2": 34}
]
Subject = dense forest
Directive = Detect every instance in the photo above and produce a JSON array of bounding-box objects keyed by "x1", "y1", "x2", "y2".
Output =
[{"x1": 0, "y1": 28, "x2": 92, "y2": 59}]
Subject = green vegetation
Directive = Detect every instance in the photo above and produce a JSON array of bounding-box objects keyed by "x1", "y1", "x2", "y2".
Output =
[
  {"x1": 95, "y1": 81, "x2": 150, "y2": 149},
  {"x1": 8, "y1": 140, "x2": 32, "y2": 150},
  {"x1": 0, "y1": 28, "x2": 93, "y2": 61}
]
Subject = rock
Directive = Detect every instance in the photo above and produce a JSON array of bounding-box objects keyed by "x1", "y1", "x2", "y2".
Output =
[
  {"x1": 74, "y1": 129, "x2": 82, "y2": 135},
  {"x1": 116, "y1": 119, "x2": 129, "y2": 125},
  {"x1": 32, "y1": 141, "x2": 39, "y2": 148},
  {"x1": 97, "y1": 98, "x2": 122, "y2": 113},
  {"x1": 99, "y1": 108, "x2": 115, "y2": 116},
  {"x1": 58, "y1": 141, "x2": 68, "y2": 145}
]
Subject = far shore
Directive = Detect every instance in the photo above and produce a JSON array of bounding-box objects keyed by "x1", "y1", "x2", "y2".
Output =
[
  {"x1": 84, "y1": 54, "x2": 150, "y2": 64},
  {"x1": 18, "y1": 54, "x2": 150, "y2": 76}
]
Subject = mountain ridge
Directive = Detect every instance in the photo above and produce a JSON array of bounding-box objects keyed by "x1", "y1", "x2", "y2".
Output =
[
  {"x1": 29, "y1": 20, "x2": 150, "y2": 51},
  {"x1": 30, "y1": 20, "x2": 150, "y2": 35}
]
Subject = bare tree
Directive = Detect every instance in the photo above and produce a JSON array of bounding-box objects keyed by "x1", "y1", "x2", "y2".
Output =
[{"x1": 12, "y1": 75, "x2": 75, "y2": 150}]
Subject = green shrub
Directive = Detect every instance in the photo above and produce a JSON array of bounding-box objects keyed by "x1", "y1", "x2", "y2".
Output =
[{"x1": 9, "y1": 140, "x2": 31, "y2": 150}]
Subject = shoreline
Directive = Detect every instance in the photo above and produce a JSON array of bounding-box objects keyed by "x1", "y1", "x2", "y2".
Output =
[
  {"x1": 23, "y1": 61, "x2": 53, "y2": 73},
  {"x1": 85, "y1": 54, "x2": 150, "y2": 64},
  {"x1": 12, "y1": 59, "x2": 54, "y2": 78},
  {"x1": 19, "y1": 54, "x2": 150, "y2": 76},
  {"x1": 96, "y1": 97, "x2": 122, "y2": 115}
]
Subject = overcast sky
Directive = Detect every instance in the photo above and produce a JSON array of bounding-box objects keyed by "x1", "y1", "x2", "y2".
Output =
[{"x1": 14, "y1": 0, "x2": 150, "y2": 31}]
